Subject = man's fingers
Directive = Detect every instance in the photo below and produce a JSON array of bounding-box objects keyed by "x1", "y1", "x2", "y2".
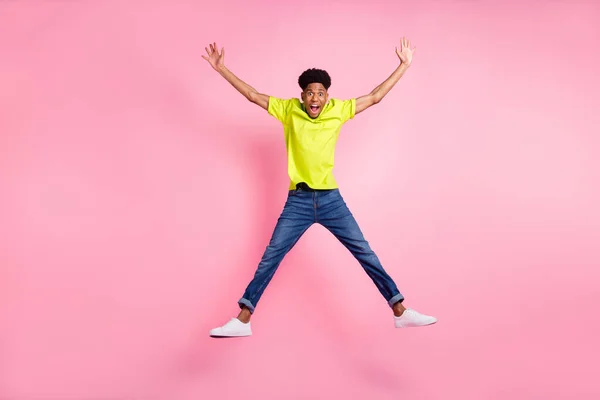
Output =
[
  {"x1": 205, "y1": 47, "x2": 211, "y2": 56},
  {"x1": 397, "y1": 37, "x2": 416, "y2": 57},
  {"x1": 201, "y1": 55, "x2": 208, "y2": 61},
  {"x1": 221, "y1": 47, "x2": 225, "y2": 58}
]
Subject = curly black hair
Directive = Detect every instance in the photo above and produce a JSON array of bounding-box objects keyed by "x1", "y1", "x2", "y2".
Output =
[{"x1": 298, "y1": 68, "x2": 331, "y2": 90}]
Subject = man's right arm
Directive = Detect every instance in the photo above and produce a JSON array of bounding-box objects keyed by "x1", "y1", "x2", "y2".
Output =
[
  {"x1": 217, "y1": 65, "x2": 269, "y2": 110},
  {"x1": 202, "y1": 42, "x2": 269, "y2": 111}
]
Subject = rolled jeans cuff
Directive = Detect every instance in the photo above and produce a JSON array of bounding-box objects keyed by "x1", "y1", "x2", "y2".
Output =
[
  {"x1": 387, "y1": 293, "x2": 404, "y2": 308},
  {"x1": 238, "y1": 298, "x2": 255, "y2": 314}
]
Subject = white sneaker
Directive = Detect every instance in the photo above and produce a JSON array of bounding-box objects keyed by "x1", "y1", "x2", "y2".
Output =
[
  {"x1": 394, "y1": 308, "x2": 437, "y2": 328},
  {"x1": 209, "y1": 318, "x2": 252, "y2": 337}
]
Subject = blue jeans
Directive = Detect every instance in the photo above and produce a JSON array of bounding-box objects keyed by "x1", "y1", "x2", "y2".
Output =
[{"x1": 238, "y1": 188, "x2": 404, "y2": 313}]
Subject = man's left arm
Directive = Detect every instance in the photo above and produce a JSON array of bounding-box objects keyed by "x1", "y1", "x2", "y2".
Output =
[{"x1": 355, "y1": 37, "x2": 416, "y2": 115}]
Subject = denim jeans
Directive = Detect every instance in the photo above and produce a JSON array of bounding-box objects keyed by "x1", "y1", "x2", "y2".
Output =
[{"x1": 238, "y1": 188, "x2": 404, "y2": 313}]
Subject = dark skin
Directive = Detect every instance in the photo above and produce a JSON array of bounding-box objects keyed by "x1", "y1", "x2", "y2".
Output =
[
  {"x1": 301, "y1": 82, "x2": 329, "y2": 118},
  {"x1": 201, "y1": 37, "x2": 415, "y2": 117},
  {"x1": 237, "y1": 302, "x2": 406, "y2": 324}
]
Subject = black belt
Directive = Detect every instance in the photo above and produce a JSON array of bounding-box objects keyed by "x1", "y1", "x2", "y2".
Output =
[{"x1": 295, "y1": 182, "x2": 331, "y2": 192}]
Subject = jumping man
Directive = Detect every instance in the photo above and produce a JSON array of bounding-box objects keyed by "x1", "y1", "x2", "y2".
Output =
[{"x1": 203, "y1": 37, "x2": 437, "y2": 337}]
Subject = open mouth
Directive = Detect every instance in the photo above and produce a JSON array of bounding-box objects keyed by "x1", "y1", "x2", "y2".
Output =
[{"x1": 309, "y1": 104, "x2": 320, "y2": 113}]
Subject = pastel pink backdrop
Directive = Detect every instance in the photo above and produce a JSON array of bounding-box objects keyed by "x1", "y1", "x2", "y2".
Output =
[{"x1": 1, "y1": 1, "x2": 599, "y2": 399}]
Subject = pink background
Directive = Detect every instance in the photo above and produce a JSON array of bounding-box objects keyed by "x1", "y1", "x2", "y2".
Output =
[{"x1": 1, "y1": 1, "x2": 599, "y2": 399}]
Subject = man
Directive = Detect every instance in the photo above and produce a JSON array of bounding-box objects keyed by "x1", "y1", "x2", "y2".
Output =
[{"x1": 203, "y1": 38, "x2": 436, "y2": 337}]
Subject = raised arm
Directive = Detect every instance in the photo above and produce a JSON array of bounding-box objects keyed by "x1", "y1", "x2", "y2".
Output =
[
  {"x1": 202, "y1": 42, "x2": 269, "y2": 110},
  {"x1": 355, "y1": 37, "x2": 416, "y2": 115}
]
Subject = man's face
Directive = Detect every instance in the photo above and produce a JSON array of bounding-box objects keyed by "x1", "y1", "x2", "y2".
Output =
[{"x1": 301, "y1": 83, "x2": 329, "y2": 118}]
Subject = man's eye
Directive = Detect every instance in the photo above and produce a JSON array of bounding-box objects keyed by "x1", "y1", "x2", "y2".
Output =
[{"x1": 319, "y1": 93, "x2": 323, "y2": 96}]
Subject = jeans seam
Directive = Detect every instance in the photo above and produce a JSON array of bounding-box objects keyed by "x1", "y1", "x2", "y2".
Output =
[{"x1": 313, "y1": 192, "x2": 317, "y2": 222}]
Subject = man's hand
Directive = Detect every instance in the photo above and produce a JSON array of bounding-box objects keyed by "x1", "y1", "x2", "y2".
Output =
[
  {"x1": 202, "y1": 41, "x2": 270, "y2": 110},
  {"x1": 395, "y1": 37, "x2": 415, "y2": 66},
  {"x1": 202, "y1": 42, "x2": 225, "y2": 71},
  {"x1": 355, "y1": 37, "x2": 415, "y2": 115}
]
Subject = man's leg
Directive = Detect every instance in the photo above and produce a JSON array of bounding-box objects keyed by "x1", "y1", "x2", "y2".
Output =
[
  {"x1": 316, "y1": 190, "x2": 404, "y2": 309},
  {"x1": 316, "y1": 189, "x2": 437, "y2": 328},
  {"x1": 237, "y1": 196, "x2": 314, "y2": 315},
  {"x1": 210, "y1": 190, "x2": 314, "y2": 337}
]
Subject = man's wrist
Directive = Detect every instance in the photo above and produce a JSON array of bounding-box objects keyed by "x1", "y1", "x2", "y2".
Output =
[{"x1": 217, "y1": 64, "x2": 227, "y2": 75}]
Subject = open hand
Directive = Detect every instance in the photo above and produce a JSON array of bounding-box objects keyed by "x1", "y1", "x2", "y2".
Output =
[
  {"x1": 395, "y1": 37, "x2": 415, "y2": 66},
  {"x1": 202, "y1": 42, "x2": 225, "y2": 71}
]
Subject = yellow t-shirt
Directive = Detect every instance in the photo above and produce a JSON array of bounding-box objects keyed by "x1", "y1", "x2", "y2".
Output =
[{"x1": 268, "y1": 97, "x2": 356, "y2": 190}]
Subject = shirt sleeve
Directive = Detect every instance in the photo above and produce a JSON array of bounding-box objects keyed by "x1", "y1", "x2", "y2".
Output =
[
  {"x1": 340, "y1": 98, "x2": 356, "y2": 123},
  {"x1": 267, "y1": 97, "x2": 291, "y2": 122}
]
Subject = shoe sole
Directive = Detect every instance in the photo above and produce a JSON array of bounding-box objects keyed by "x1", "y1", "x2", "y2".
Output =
[
  {"x1": 396, "y1": 320, "x2": 438, "y2": 328},
  {"x1": 209, "y1": 332, "x2": 252, "y2": 338}
]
